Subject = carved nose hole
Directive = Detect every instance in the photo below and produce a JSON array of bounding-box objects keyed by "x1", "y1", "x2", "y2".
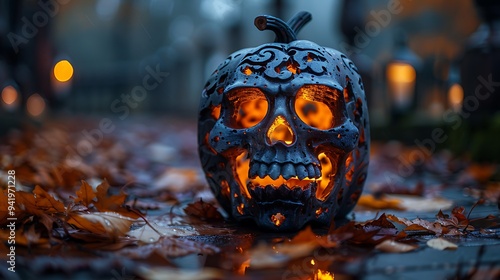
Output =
[{"x1": 267, "y1": 116, "x2": 295, "y2": 145}]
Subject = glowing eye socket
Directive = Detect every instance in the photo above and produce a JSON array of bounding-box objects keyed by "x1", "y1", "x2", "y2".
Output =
[
  {"x1": 295, "y1": 85, "x2": 340, "y2": 130},
  {"x1": 226, "y1": 88, "x2": 268, "y2": 129}
]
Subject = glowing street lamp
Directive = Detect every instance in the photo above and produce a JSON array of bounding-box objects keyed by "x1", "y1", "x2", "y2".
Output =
[{"x1": 385, "y1": 33, "x2": 421, "y2": 122}]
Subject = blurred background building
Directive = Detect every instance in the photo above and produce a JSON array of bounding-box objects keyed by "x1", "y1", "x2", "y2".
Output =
[{"x1": 1, "y1": 0, "x2": 499, "y2": 161}]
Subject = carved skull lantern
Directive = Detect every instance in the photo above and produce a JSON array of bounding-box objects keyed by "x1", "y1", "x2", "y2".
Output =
[{"x1": 198, "y1": 12, "x2": 369, "y2": 231}]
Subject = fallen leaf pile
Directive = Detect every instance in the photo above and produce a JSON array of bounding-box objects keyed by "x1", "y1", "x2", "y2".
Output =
[
  {"x1": 0, "y1": 121, "x2": 499, "y2": 279},
  {"x1": 0, "y1": 180, "x2": 141, "y2": 247}
]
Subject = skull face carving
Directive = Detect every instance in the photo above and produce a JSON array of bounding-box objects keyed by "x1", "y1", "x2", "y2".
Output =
[{"x1": 198, "y1": 12, "x2": 369, "y2": 231}]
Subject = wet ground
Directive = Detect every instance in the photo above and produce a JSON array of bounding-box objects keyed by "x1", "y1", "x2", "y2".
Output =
[{"x1": 1, "y1": 116, "x2": 499, "y2": 280}]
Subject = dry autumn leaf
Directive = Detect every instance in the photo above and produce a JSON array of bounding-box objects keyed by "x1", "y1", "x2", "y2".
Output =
[
  {"x1": 184, "y1": 199, "x2": 223, "y2": 221},
  {"x1": 426, "y1": 238, "x2": 458, "y2": 250},
  {"x1": 93, "y1": 180, "x2": 141, "y2": 219},
  {"x1": 357, "y1": 194, "x2": 405, "y2": 210},
  {"x1": 128, "y1": 223, "x2": 197, "y2": 243},
  {"x1": 74, "y1": 180, "x2": 96, "y2": 207},
  {"x1": 375, "y1": 239, "x2": 418, "y2": 253},
  {"x1": 67, "y1": 212, "x2": 137, "y2": 237}
]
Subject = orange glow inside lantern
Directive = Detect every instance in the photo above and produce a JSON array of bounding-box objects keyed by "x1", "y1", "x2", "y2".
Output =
[
  {"x1": 386, "y1": 62, "x2": 416, "y2": 108},
  {"x1": 448, "y1": 83, "x2": 464, "y2": 112}
]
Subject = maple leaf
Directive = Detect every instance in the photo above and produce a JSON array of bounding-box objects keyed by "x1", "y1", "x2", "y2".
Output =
[
  {"x1": 74, "y1": 180, "x2": 96, "y2": 207},
  {"x1": 93, "y1": 180, "x2": 141, "y2": 219},
  {"x1": 184, "y1": 199, "x2": 223, "y2": 221}
]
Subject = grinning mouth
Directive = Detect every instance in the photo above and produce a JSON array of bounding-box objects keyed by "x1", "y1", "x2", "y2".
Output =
[{"x1": 234, "y1": 151, "x2": 337, "y2": 201}]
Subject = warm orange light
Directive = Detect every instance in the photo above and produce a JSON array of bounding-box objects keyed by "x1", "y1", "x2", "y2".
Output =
[
  {"x1": 313, "y1": 269, "x2": 334, "y2": 280},
  {"x1": 387, "y1": 62, "x2": 416, "y2": 107},
  {"x1": 316, "y1": 153, "x2": 333, "y2": 200},
  {"x1": 220, "y1": 180, "x2": 230, "y2": 198},
  {"x1": 287, "y1": 62, "x2": 298, "y2": 74},
  {"x1": 236, "y1": 152, "x2": 252, "y2": 198},
  {"x1": 295, "y1": 85, "x2": 336, "y2": 130},
  {"x1": 448, "y1": 83, "x2": 463, "y2": 111},
  {"x1": 53, "y1": 60, "x2": 74, "y2": 82},
  {"x1": 26, "y1": 93, "x2": 46, "y2": 117},
  {"x1": 227, "y1": 88, "x2": 268, "y2": 129},
  {"x1": 1, "y1": 86, "x2": 18, "y2": 106},
  {"x1": 315, "y1": 208, "x2": 324, "y2": 217},
  {"x1": 211, "y1": 104, "x2": 221, "y2": 120},
  {"x1": 237, "y1": 203, "x2": 245, "y2": 215},
  {"x1": 271, "y1": 213, "x2": 285, "y2": 227},
  {"x1": 234, "y1": 151, "x2": 335, "y2": 200},
  {"x1": 243, "y1": 66, "x2": 253, "y2": 76},
  {"x1": 267, "y1": 115, "x2": 294, "y2": 145},
  {"x1": 236, "y1": 259, "x2": 250, "y2": 275}
]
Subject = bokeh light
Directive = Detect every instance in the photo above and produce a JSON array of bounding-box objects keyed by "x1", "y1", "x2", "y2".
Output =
[
  {"x1": 448, "y1": 83, "x2": 464, "y2": 111},
  {"x1": 1, "y1": 86, "x2": 19, "y2": 107},
  {"x1": 26, "y1": 93, "x2": 46, "y2": 117},
  {"x1": 53, "y1": 60, "x2": 74, "y2": 82},
  {"x1": 387, "y1": 62, "x2": 417, "y2": 108}
]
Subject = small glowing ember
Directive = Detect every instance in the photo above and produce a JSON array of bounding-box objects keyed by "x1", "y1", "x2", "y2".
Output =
[
  {"x1": 237, "y1": 203, "x2": 245, "y2": 215},
  {"x1": 286, "y1": 62, "x2": 298, "y2": 74},
  {"x1": 270, "y1": 213, "x2": 285, "y2": 227},
  {"x1": 315, "y1": 208, "x2": 324, "y2": 217},
  {"x1": 243, "y1": 66, "x2": 253, "y2": 76}
]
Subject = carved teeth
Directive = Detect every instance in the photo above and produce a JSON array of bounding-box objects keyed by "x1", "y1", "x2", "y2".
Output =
[
  {"x1": 258, "y1": 163, "x2": 268, "y2": 178},
  {"x1": 268, "y1": 163, "x2": 281, "y2": 180},
  {"x1": 306, "y1": 164, "x2": 316, "y2": 179},
  {"x1": 295, "y1": 164, "x2": 308, "y2": 180},
  {"x1": 282, "y1": 163, "x2": 296, "y2": 180},
  {"x1": 248, "y1": 162, "x2": 322, "y2": 182},
  {"x1": 249, "y1": 162, "x2": 259, "y2": 179},
  {"x1": 248, "y1": 182, "x2": 317, "y2": 202}
]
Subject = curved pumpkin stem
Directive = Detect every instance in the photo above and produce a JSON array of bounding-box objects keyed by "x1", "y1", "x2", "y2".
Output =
[
  {"x1": 254, "y1": 15, "x2": 297, "y2": 43},
  {"x1": 254, "y1": 11, "x2": 312, "y2": 43},
  {"x1": 287, "y1": 11, "x2": 312, "y2": 35}
]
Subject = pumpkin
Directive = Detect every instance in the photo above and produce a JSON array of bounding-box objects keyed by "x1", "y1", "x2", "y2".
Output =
[{"x1": 198, "y1": 11, "x2": 369, "y2": 231}]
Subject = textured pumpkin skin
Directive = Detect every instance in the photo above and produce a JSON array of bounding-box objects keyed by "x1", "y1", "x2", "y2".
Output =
[{"x1": 198, "y1": 20, "x2": 369, "y2": 231}]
